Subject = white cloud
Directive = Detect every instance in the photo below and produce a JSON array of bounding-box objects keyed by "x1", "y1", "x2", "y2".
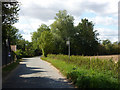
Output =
[
  {"x1": 15, "y1": 0, "x2": 118, "y2": 42},
  {"x1": 22, "y1": 33, "x2": 32, "y2": 42},
  {"x1": 18, "y1": 0, "x2": 118, "y2": 21},
  {"x1": 85, "y1": 16, "x2": 118, "y2": 26},
  {"x1": 81, "y1": 0, "x2": 118, "y2": 16},
  {"x1": 14, "y1": 16, "x2": 55, "y2": 41},
  {"x1": 95, "y1": 28, "x2": 118, "y2": 43},
  {"x1": 95, "y1": 16, "x2": 117, "y2": 26}
]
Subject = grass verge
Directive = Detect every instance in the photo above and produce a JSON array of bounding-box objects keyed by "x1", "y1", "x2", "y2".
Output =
[
  {"x1": 2, "y1": 59, "x2": 22, "y2": 78},
  {"x1": 41, "y1": 55, "x2": 119, "y2": 89}
]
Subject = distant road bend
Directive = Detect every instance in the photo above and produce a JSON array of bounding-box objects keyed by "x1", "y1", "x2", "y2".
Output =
[{"x1": 3, "y1": 56, "x2": 74, "y2": 88}]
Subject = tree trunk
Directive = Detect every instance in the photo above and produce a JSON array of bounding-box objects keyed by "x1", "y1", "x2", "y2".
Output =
[{"x1": 41, "y1": 48, "x2": 45, "y2": 57}]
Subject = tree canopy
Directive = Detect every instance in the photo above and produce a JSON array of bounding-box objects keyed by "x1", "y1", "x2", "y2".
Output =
[
  {"x1": 32, "y1": 10, "x2": 104, "y2": 56},
  {"x1": 72, "y1": 18, "x2": 99, "y2": 55},
  {"x1": 38, "y1": 31, "x2": 54, "y2": 57},
  {"x1": 2, "y1": 1, "x2": 20, "y2": 45}
]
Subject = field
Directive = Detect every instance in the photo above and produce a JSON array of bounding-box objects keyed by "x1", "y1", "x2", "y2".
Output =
[
  {"x1": 87, "y1": 55, "x2": 119, "y2": 63},
  {"x1": 41, "y1": 54, "x2": 119, "y2": 88}
]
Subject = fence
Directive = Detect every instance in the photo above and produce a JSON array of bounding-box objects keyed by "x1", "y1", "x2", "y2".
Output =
[{"x1": 2, "y1": 39, "x2": 16, "y2": 67}]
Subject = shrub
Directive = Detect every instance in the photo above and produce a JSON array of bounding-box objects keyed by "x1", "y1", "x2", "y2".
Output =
[
  {"x1": 15, "y1": 49, "x2": 23, "y2": 59},
  {"x1": 68, "y1": 69, "x2": 118, "y2": 88}
]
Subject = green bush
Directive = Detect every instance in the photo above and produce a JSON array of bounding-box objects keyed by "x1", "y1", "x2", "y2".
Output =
[
  {"x1": 15, "y1": 49, "x2": 35, "y2": 59},
  {"x1": 15, "y1": 49, "x2": 23, "y2": 59},
  {"x1": 67, "y1": 69, "x2": 118, "y2": 88}
]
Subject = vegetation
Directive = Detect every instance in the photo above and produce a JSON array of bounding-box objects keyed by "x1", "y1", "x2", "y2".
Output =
[
  {"x1": 2, "y1": 2, "x2": 21, "y2": 45},
  {"x1": 41, "y1": 54, "x2": 119, "y2": 88},
  {"x1": 9, "y1": 10, "x2": 119, "y2": 58},
  {"x1": 32, "y1": 10, "x2": 120, "y2": 57},
  {"x1": 38, "y1": 31, "x2": 54, "y2": 57},
  {"x1": 15, "y1": 39, "x2": 36, "y2": 58},
  {"x1": 2, "y1": 59, "x2": 21, "y2": 77},
  {"x1": 2, "y1": 2, "x2": 119, "y2": 57},
  {"x1": 2, "y1": 1, "x2": 119, "y2": 89},
  {"x1": 99, "y1": 39, "x2": 120, "y2": 55}
]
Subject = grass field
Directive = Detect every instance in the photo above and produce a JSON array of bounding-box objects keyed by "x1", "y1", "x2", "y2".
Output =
[{"x1": 41, "y1": 54, "x2": 119, "y2": 88}]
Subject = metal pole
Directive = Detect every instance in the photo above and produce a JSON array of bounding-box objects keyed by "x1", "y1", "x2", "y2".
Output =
[
  {"x1": 68, "y1": 37, "x2": 70, "y2": 60},
  {"x1": 0, "y1": 1, "x2": 2, "y2": 90},
  {"x1": 69, "y1": 40, "x2": 70, "y2": 60}
]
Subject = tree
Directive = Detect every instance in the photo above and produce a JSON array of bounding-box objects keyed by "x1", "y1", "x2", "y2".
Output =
[
  {"x1": 38, "y1": 31, "x2": 54, "y2": 57},
  {"x1": 102, "y1": 39, "x2": 111, "y2": 54},
  {"x1": 15, "y1": 39, "x2": 37, "y2": 58},
  {"x1": 51, "y1": 10, "x2": 75, "y2": 39},
  {"x1": 101, "y1": 40, "x2": 120, "y2": 55},
  {"x1": 17, "y1": 38, "x2": 26, "y2": 51},
  {"x1": 2, "y1": 1, "x2": 20, "y2": 45},
  {"x1": 2, "y1": 2, "x2": 19, "y2": 25},
  {"x1": 112, "y1": 42, "x2": 119, "y2": 54},
  {"x1": 4, "y1": 25, "x2": 22, "y2": 45},
  {"x1": 24, "y1": 41, "x2": 35, "y2": 57},
  {"x1": 31, "y1": 24, "x2": 51, "y2": 56},
  {"x1": 102, "y1": 39, "x2": 111, "y2": 46},
  {"x1": 72, "y1": 18, "x2": 99, "y2": 55},
  {"x1": 50, "y1": 10, "x2": 75, "y2": 54},
  {"x1": 32, "y1": 24, "x2": 50, "y2": 50}
]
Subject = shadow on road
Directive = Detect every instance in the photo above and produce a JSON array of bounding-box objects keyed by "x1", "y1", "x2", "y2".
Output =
[{"x1": 2, "y1": 58, "x2": 73, "y2": 88}]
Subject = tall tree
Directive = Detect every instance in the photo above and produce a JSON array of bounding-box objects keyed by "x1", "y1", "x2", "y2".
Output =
[
  {"x1": 38, "y1": 31, "x2": 54, "y2": 57},
  {"x1": 51, "y1": 10, "x2": 75, "y2": 39},
  {"x1": 102, "y1": 39, "x2": 114, "y2": 54},
  {"x1": 4, "y1": 25, "x2": 22, "y2": 45},
  {"x1": 17, "y1": 38, "x2": 26, "y2": 51},
  {"x1": 50, "y1": 10, "x2": 75, "y2": 54},
  {"x1": 32, "y1": 24, "x2": 50, "y2": 50},
  {"x1": 73, "y1": 18, "x2": 99, "y2": 55},
  {"x1": 2, "y1": 1, "x2": 20, "y2": 45}
]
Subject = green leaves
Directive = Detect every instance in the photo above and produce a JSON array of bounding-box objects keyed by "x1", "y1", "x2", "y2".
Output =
[
  {"x1": 38, "y1": 31, "x2": 54, "y2": 57},
  {"x1": 2, "y1": 1, "x2": 20, "y2": 45},
  {"x1": 50, "y1": 10, "x2": 75, "y2": 54},
  {"x1": 51, "y1": 10, "x2": 75, "y2": 40},
  {"x1": 2, "y1": 2, "x2": 20, "y2": 25},
  {"x1": 73, "y1": 18, "x2": 99, "y2": 55},
  {"x1": 32, "y1": 24, "x2": 54, "y2": 57},
  {"x1": 31, "y1": 10, "x2": 119, "y2": 56},
  {"x1": 32, "y1": 24, "x2": 50, "y2": 50}
]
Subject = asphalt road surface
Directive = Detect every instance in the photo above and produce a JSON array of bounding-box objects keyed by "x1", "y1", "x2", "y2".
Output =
[{"x1": 2, "y1": 56, "x2": 74, "y2": 88}]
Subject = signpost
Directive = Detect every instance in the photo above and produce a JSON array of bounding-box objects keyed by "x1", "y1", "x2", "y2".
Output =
[{"x1": 66, "y1": 37, "x2": 70, "y2": 60}]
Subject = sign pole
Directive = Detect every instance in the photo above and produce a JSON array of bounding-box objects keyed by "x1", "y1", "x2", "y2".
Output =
[
  {"x1": 69, "y1": 40, "x2": 70, "y2": 60},
  {"x1": 68, "y1": 37, "x2": 70, "y2": 60},
  {"x1": 66, "y1": 37, "x2": 70, "y2": 60}
]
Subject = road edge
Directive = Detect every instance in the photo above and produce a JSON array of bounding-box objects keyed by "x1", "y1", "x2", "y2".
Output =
[{"x1": 40, "y1": 57, "x2": 76, "y2": 88}]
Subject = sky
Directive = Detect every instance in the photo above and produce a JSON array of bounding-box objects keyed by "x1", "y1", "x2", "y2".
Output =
[{"x1": 14, "y1": 0, "x2": 119, "y2": 43}]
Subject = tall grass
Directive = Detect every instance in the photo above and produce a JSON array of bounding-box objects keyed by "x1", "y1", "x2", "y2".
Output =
[
  {"x1": 42, "y1": 54, "x2": 119, "y2": 88},
  {"x1": 47, "y1": 54, "x2": 118, "y2": 77}
]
